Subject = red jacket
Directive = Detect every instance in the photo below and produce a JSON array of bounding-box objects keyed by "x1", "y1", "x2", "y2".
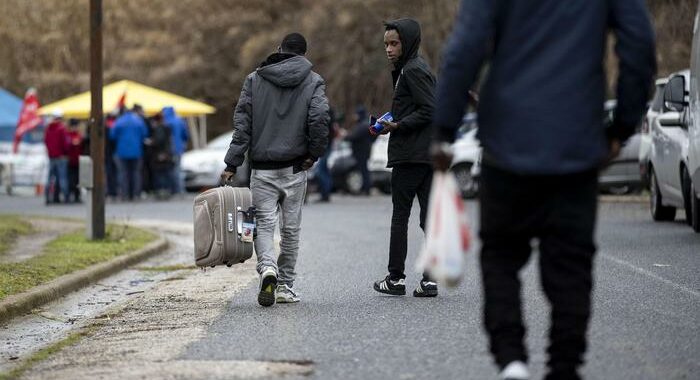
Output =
[
  {"x1": 44, "y1": 121, "x2": 69, "y2": 159},
  {"x1": 66, "y1": 130, "x2": 83, "y2": 166}
]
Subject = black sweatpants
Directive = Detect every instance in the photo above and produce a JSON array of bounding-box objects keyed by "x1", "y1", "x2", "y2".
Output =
[
  {"x1": 479, "y1": 163, "x2": 597, "y2": 376},
  {"x1": 388, "y1": 163, "x2": 432, "y2": 280}
]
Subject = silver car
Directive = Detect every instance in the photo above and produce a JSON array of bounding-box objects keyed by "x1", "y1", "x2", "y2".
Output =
[
  {"x1": 599, "y1": 100, "x2": 643, "y2": 194},
  {"x1": 182, "y1": 133, "x2": 249, "y2": 192}
]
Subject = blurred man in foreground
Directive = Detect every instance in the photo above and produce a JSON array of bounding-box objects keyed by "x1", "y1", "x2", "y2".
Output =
[{"x1": 432, "y1": 1, "x2": 656, "y2": 379}]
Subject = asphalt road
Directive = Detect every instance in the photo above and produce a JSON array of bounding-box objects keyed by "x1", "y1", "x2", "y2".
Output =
[{"x1": 1, "y1": 193, "x2": 698, "y2": 379}]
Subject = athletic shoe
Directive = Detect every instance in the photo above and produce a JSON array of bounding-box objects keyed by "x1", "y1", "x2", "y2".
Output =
[
  {"x1": 276, "y1": 284, "x2": 300, "y2": 303},
  {"x1": 500, "y1": 361, "x2": 530, "y2": 380},
  {"x1": 373, "y1": 275, "x2": 406, "y2": 296},
  {"x1": 257, "y1": 267, "x2": 277, "y2": 307},
  {"x1": 413, "y1": 280, "x2": 438, "y2": 297}
]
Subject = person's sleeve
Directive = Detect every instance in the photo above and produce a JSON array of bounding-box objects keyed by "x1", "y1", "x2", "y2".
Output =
[
  {"x1": 224, "y1": 75, "x2": 254, "y2": 170},
  {"x1": 433, "y1": 0, "x2": 496, "y2": 143},
  {"x1": 180, "y1": 119, "x2": 189, "y2": 143},
  {"x1": 608, "y1": 0, "x2": 657, "y2": 142},
  {"x1": 395, "y1": 66, "x2": 435, "y2": 132},
  {"x1": 306, "y1": 76, "x2": 330, "y2": 159}
]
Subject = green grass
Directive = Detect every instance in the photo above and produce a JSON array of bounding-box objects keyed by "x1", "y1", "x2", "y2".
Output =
[
  {"x1": 0, "y1": 326, "x2": 96, "y2": 380},
  {"x1": 0, "y1": 224, "x2": 156, "y2": 301},
  {"x1": 0, "y1": 216, "x2": 34, "y2": 255}
]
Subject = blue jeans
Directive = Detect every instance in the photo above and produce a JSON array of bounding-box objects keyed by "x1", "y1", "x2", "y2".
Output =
[
  {"x1": 170, "y1": 155, "x2": 184, "y2": 194},
  {"x1": 46, "y1": 158, "x2": 68, "y2": 203},
  {"x1": 118, "y1": 158, "x2": 142, "y2": 201},
  {"x1": 316, "y1": 152, "x2": 332, "y2": 200}
]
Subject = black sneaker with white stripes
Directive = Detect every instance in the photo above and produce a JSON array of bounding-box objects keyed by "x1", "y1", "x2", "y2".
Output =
[
  {"x1": 373, "y1": 275, "x2": 406, "y2": 296},
  {"x1": 413, "y1": 280, "x2": 438, "y2": 297}
]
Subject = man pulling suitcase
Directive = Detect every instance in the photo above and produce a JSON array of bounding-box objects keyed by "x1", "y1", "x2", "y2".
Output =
[{"x1": 221, "y1": 33, "x2": 330, "y2": 307}]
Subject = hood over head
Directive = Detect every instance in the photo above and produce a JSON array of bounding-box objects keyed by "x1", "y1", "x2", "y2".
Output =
[
  {"x1": 257, "y1": 53, "x2": 313, "y2": 88},
  {"x1": 161, "y1": 106, "x2": 178, "y2": 125},
  {"x1": 384, "y1": 18, "x2": 422, "y2": 67}
]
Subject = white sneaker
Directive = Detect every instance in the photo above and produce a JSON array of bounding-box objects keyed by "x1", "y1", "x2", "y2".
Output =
[
  {"x1": 257, "y1": 267, "x2": 277, "y2": 307},
  {"x1": 500, "y1": 361, "x2": 530, "y2": 380},
  {"x1": 275, "y1": 284, "x2": 300, "y2": 303}
]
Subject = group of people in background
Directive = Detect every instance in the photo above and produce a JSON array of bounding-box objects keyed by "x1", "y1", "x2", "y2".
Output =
[{"x1": 44, "y1": 104, "x2": 189, "y2": 204}]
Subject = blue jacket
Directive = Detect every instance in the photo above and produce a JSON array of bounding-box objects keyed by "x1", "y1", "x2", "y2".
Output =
[
  {"x1": 433, "y1": 0, "x2": 656, "y2": 175},
  {"x1": 110, "y1": 111, "x2": 148, "y2": 159},
  {"x1": 162, "y1": 106, "x2": 189, "y2": 156}
]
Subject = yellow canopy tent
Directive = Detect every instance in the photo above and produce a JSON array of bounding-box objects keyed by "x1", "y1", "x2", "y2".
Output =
[{"x1": 39, "y1": 80, "x2": 216, "y2": 148}]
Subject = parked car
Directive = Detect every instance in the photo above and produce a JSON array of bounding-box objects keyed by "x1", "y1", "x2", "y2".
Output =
[
  {"x1": 182, "y1": 133, "x2": 249, "y2": 192},
  {"x1": 648, "y1": 69, "x2": 691, "y2": 222},
  {"x1": 368, "y1": 134, "x2": 392, "y2": 194},
  {"x1": 689, "y1": 5, "x2": 700, "y2": 232},
  {"x1": 640, "y1": 78, "x2": 668, "y2": 188},
  {"x1": 600, "y1": 100, "x2": 643, "y2": 194},
  {"x1": 450, "y1": 113, "x2": 481, "y2": 199},
  {"x1": 327, "y1": 139, "x2": 364, "y2": 194}
]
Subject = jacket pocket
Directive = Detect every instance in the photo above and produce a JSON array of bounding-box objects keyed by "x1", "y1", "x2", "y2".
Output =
[{"x1": 193, "y1": 200, "x2": 214, "y2": 261}]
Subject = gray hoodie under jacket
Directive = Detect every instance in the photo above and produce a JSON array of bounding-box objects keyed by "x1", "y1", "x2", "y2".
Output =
[{"x1": 225, "y1": 53, "x2": 330, "y2": 171}]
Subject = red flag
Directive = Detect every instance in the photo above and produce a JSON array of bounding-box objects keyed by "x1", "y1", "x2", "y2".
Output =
[
  {"x1": 115, "y1": 91, "x2": 126, "y2": 112},
  {"x1": 13, "y1": 88, "x2": 42, "y2": 153}
]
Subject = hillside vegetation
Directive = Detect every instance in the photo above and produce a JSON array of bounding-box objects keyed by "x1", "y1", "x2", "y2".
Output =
[{"x1": 0, "y1": 0, "x2": 695, "y2": 135}]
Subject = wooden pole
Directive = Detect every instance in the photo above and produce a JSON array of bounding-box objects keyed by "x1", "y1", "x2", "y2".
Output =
[{"x1": 89, "y1": 0, "x2": 105, "y2": 239}]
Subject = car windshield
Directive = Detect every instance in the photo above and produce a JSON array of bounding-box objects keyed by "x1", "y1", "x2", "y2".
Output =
[{"x1": 206, "y1": 134, "x2": 231, "y2": 150}]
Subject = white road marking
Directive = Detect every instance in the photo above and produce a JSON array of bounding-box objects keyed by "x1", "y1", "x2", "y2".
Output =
[{"x1": 601, "y1": 254, "x2": 700, "y2": 299}]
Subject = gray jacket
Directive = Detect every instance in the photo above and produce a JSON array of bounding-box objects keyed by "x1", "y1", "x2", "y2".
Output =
[{"x1": 225, "y1": 53, "x2": 330, "y2": 171}]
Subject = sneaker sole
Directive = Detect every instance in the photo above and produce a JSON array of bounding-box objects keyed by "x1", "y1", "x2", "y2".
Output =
[
  {"x1": 413, "y1": 289, "x2": 438, "y2": 297},
  {"x1": 373, "y1": 283, "x2": 406, "y2": 296},
  {"x1": 276, "y1": 297, "x2": 300, "y2": 303},
  {"x1": 258, "y1": 274, "x2": 277, "y2": 307}
]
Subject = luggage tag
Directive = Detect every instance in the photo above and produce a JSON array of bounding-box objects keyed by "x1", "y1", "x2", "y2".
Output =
[{"x1": 236, "y1": 206, "x2": 257, "y2": 243}]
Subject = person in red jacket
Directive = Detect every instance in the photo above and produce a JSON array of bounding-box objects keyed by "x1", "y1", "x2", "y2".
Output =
[
  {"x1": 43, "y1": 109, "x2": 70, "y2": 204},
  {"x1": 66, "y1": 118, "x2": 83, "y2": 203}
]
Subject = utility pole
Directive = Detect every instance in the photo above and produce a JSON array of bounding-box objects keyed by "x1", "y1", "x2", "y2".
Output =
[{"x1": 89, "y1": 0, "x2": 105, "y2": 239}]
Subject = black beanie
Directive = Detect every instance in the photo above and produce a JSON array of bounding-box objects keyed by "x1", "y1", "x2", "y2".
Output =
[{"x1": 281, "y1": 33, "x2": 307, "y2": 55}]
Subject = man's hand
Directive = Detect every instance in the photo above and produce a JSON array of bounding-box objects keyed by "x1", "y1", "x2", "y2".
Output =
[
  {"x1": 431, "y1": 142, "x2": 454, "y2": 172},
  {"x1": 378, "y1": 120, "x2": 398, "y2": 135},
  {"x1": 219, "y1": 169, "x2": 236, "y2": 186},
  {"x1": 368, "y1": 126, "x2": 378, "y2": 137},
  {"x1": 603, "y1": 138, "x2": 622, "y2": 167},
  {"x1": 301, "y1": 158, "x2": 315, "y2": 170}
]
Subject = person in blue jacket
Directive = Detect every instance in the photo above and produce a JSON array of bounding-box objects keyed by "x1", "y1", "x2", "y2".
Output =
[
  {"x1": 110, "y1": 106, "x2": 149, "y2": 201},
  {"x1": 431, "y1": 1, "x2": 656, "y2": 379},
  {"x1": 162, "y1": 106, "x2": 189, "y2": 195}
]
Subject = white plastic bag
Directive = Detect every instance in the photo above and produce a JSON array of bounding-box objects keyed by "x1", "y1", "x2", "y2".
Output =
[{"x1": 416, "y1": 172, "x2": 471, "y2": 287}]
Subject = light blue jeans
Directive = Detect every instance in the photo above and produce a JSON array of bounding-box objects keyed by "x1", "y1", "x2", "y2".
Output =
[
  {"x1": 251, "y1": 168, "x2": 307, "y2": 287},
  {"x1": 46, "y1": 158, "x2": 68, "y2": 202}
]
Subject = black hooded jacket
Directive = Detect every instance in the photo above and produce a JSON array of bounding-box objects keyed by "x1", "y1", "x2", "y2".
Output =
[{"x1": 384, "y1": 18, "x2": 436, "y2": 167}]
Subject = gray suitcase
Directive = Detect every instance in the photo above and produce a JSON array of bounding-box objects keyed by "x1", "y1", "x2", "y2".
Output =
[{"x1": 193, "y1": 186, "x2": 256, "y2": 268}]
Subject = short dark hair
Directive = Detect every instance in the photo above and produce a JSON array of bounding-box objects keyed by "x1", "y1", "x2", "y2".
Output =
[
  {"x1": 384, "y1": 23, "x2": 398, "y2": 33},
  {"x1": 281, "y1": 33, "x2": 307, "y2": 55}
]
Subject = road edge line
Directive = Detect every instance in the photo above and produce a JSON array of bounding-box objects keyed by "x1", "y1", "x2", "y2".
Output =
[{"x1": 0, "y1": 235, "x2": 169, "y2": 324}]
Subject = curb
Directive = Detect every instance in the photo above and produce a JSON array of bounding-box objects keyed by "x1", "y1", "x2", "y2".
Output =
[
  {"x1": 599, "y1": 195, "x2": 647, "y2": 204},
  {"x1": 0, "y1": 235, "x2": 169, "y2": 324}
]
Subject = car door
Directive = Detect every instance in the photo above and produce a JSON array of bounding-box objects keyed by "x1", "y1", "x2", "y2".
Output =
[{"x1": 661, "y1": 74, "x2": 691, "y2": 205}]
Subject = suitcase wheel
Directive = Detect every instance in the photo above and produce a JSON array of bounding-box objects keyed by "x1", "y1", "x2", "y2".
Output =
[
  {"x1": 226, "y1": 263, "x2": 233, "y2": 267},
  {"x1": 210, "y1": 265, "x2": 216, "y2": 268}
]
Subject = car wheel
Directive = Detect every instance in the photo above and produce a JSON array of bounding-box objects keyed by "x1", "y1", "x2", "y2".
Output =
[
  {"x1": 608, "y1": 185, "x2": 631, "y2": 195},
  {"x1": 452, "y1": 163, "x2": 478, "y2": 199},
  {"x1": 691, "y1": 182, "x2": 700, "y2": 233},
  {"x1": 650, "y1": 169, "x2": 676, "y2": 221},
  {"x1": 682, "y1": 169, "x2": 693, "y2": 226},
  {"x1": 345, "y1": 170, "x2": 364, "y2": 195}
]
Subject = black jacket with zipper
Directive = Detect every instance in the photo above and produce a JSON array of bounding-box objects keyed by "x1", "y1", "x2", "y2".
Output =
[{"x1": 385, "y1": 18, "x2": 436, "y2": 168}]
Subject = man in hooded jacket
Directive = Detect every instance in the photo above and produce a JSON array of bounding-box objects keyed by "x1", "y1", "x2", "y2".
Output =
[
  {"x1": 371, "y1": 18, "x2": 438, "y2": 298},
  {"x1": 221, "y1": 33, "x2": 330, "y2": 307}
]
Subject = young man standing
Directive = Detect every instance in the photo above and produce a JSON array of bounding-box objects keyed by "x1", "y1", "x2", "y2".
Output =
[
  {"x1": 372, "y1": 18, "x2": 438, "y2": 298},
  {"x1": 221, "y1": 33, "x2": 330, "y2": 307},
  {"x1": 432, "y1": 0, "x2": 655, "y2": 379}
]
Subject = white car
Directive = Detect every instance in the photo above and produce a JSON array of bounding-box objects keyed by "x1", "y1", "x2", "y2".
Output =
[
  {"x1": 367, "y1": 134, "x2": 392, "y2": 194},
  {"x1": 450, "y1": 113, "x2": 481, "y2": 198},
  {"x1": 649, "y1": 69, "x2": 691, "y2": 223},
  {"x1": 182, "y1": 133, "x2": 249, "y2": 192},
  {"x1": 640, "y1": 78, "x2": 667, "y2": 188},
  {"x1": 665, "y1": 5, "x2": 700, "y2": 233}
]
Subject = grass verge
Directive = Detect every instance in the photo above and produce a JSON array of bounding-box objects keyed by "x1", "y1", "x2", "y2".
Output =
[
  {"x1": 0, "y1": 325, "x2": 96, "y2": 380},
  {"x1": 0, "y1": 224, "x2": 156, "y2": 301},
  {"x1": 0, "y1": 216, "x2": 34, "y2": 255}
]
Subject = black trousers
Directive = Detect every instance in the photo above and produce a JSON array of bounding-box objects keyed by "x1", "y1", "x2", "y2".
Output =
[
  {"x1": 479, "y1": 163, "x2": 597, "y2": 375},
  {"x1": 68, "y1": 164, "x2": 80, "y2": 202},
  {"x1": 388, "y1": 163, "x2": 432, "y2": 280}
]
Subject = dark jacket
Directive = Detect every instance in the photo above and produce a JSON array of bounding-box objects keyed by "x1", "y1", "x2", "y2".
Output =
[
  {"x1": 347, "y1": 108, "x2": 373, "y2": 162},
  {"x1": 385, "y1": 18, "x2": 436, "y2": 168},
  {"x1": 225, "y1": 53, "x2": 330, "y2": 171},
  {"x1": 433, "y1": 0, "x2": 656, "y2": 175}
]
